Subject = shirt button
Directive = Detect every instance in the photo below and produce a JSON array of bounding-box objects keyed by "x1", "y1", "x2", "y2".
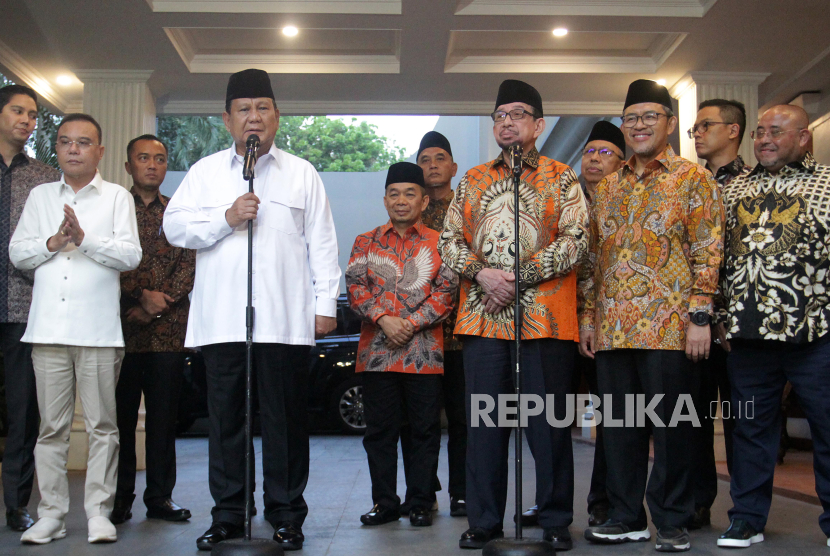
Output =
[
  {"x1": 64, "y1": 277, "x2": 67, "y2": 280},
  {"x1": 61, "y1": 298, "x2": 65, "y2": 301},
  {"x1": 66, "y1": 257, "x2": 70, "y2": 260}
]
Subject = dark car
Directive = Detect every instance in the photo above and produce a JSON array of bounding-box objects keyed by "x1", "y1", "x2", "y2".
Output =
[{"x1": 177, "y1": 294, "x2": 366, "y2": 434}]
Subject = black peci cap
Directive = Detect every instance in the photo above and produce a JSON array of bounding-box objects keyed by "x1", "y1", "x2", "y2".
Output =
[
  {"x1": 385, "y1": 161, "x2": 425, "y2": 189},
  {"x1": 416, "y1": 131, "x2": 453, "y2": 160},
  {"x1": 585, "y1": 120, "x2": 626, "y2": 155},
  {"x1": 495, "y1": 79, "x2": 543, "y2": 118}
]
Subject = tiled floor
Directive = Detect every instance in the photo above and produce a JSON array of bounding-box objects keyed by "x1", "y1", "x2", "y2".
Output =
[{"x1": 0, "y1": 432, "x2": 826, "y2": 555}]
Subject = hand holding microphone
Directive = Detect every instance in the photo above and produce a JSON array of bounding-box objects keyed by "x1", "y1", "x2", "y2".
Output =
[{"x1": 225, "y1": 134, "x2": 262, "y2": 228}]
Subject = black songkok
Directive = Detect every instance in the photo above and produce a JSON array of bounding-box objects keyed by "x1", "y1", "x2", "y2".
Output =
[
  {"x1": 385, "y1": 161, "x2": 425, "y2": 189},
  {"x1": 495, "y1": 79, "x2": 543, "y2": 118},
  {"x1": 226, "y1": 69, "x2": 275, "y2": 104},
  {"x1": 416, "y1": 131, "x2": 453, "y2": 160},
  {"x1": 624, "y1": 79, "x2": 674, "y2": 111},
  {"x1": 585, "y1": 121, "x2": 626, "y2": 155}
]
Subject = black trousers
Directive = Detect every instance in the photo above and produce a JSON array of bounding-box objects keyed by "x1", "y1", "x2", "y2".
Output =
[
  {"x1": 577, "y1": 353, "x2": 609, "y2": 513},
  {"x1": 464, "y1": 336, "x2": 576, "y2": 531},
  {"x1": 595, "y1": 349, "x2": 698, "y2": 529},
  {"x1": 201, "y1": 342, "x2": 311, "y2": 528},
  {"x1": 115, "y1": 351, "x2": 186, "y2": 506},
  {"x1": 362, "y1": 371, "x2": 442, "y2": 510},
  {"x1": 0, "y1": 323, "x2": 38, "y2": 511},
  {"x1": 691, "y1": 341, "x2": 733, "y2": 510},
  {"x1": 401, "y1": 349, "x2": 467, "y2": 502},
  {"x1": 728, "y1": 336, "x2": 830, "y2": 536}
]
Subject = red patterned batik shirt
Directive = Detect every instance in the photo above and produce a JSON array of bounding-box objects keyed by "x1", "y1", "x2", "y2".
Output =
[
  {"x1": 346, "y1": 221, "x2": 457, "y2": 374},
  {"x1": 577, "y1": 145, "x2": 724, "y2": 351}
]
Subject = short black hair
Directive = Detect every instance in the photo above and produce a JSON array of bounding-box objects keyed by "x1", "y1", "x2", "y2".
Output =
[
  {"x1": 224, "y1": 96, "x2": 277, "y2": 115},
  {"x1": 698, "y1": 99, "x2": 747, "y2": 145},
  {"x1": 127, "y1": 134, "x2": 168, "y2": 159},
  {"x1": 0, "y1": 84, "x2": 38, "y2": 113},
  {"x1": 57, "y1": 113, "x2": 102, "y2": 144}
]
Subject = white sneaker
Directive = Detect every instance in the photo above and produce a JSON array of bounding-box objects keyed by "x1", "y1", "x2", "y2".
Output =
[
  {"x1": 21, "y1": 517, "x2": 66, "y2": 544},
  {"x1": 88, "y1": 515, "x2": 117, "y2": 543}
]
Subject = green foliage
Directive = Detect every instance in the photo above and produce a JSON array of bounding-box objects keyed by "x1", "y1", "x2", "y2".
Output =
[{"x1": 157, "y1": 115, "x2": 405, "y2": 172}]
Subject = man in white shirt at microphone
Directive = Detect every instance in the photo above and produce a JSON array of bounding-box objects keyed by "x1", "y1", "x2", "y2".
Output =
[{"x1": 163, "y1": 68, "x2": 341, "y2": 552}]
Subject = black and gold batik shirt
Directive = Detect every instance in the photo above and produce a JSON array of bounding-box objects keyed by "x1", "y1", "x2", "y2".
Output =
[{"x1": 722, "y1": 153, "x2": 830, "y2": 344}]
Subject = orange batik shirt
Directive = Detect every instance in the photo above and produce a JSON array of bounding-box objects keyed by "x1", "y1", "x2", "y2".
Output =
[
  {"x1": 577, "y1": 145, "x2": 724, "y2": 352},
  {"x1": 438, "y1": 148, "x2": 589, "y2": 341},
  {"x1": 346, "y1": 222, "x2": 457, "y2": 374}
]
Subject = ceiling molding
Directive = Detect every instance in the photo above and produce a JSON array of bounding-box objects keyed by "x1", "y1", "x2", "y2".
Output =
[
  {"x1": 157, "y1": 99, "x2": 624, "y2": 116},
  {"x1": 454, "y1": 0, "x2": 718, "y2": 18},
  {"x1": 0, "y1": 38, "x2": 71, "y2": 112},
  {"x1": 670, "y1": 71, "x2": 770, "y2": 98},
  {"x1": 146, "y1": 0, "x2": 401, "y2": 14},
  {"x1": 74, "y1": 70, "x2": 155, "y2": 82}
]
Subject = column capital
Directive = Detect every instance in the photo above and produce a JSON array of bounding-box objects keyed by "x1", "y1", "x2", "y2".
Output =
[
  {"x1": 671, "y1": 71, "x2": 770, "y2": 98},
  {"x1": 75, "y1": 70, "x2": 154, "y2": 83}
]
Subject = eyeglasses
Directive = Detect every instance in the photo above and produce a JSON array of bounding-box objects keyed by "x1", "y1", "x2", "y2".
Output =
[
  {"x1": 56, "y1": 138, "x2": 98, "y2": 150},
  {"x1": 491, "y1": 108, "x2": 535, "y2": 124},
  {"x1": 582, "y1": 147, "x2": 623, "y2": 160},
  {"x1": 621, "y1": 112, "x2": 667, "y2": 128},
  {"x1": 750, "y1": 128, "x2": 804, "y2": 140},
  {"x1": 687, "y1": 121, "x2": 730, "y2": 138}
]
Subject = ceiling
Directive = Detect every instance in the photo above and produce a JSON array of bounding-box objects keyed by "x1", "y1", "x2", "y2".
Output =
[{"x1": 0, "y1": 0, "x2": 828, "y2": 117}]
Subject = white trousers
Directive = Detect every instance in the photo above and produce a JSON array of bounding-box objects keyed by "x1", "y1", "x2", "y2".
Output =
[{"x1": 31, "y1": 345, "x2": 123, "y2": 520}]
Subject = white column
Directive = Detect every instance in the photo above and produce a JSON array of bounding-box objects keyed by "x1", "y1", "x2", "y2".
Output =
[
  {"x1": 671, "y1": 72, "x2": 769, "y2": 165},
  {"x1": 75, "y1": 70, "x2": 156, "y2": 188}
]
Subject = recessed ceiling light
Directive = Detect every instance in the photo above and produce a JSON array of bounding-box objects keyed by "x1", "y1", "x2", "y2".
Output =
[
  {"x1": 552, "y1": 28, "x2": 568, "y2": 37},
  {"x1": 56, "y1": 75, "x2": 72, "y2": 86},
  {"x1": 282, "y1": 26, "x2": 299, "y2": 37},
  {"x1": 656, "y1": 79, "x2": 667, "y2": 86}
]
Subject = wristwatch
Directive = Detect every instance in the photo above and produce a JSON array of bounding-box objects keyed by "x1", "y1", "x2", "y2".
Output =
[
  {"x1": 688, "y1": 310, "x2": 712, "y2": 326},
  {"x1": 131, "y1": 287, "x2": 143, "y2": 301}
]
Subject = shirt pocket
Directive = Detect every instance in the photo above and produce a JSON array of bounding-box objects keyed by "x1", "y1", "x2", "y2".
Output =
[
  {"x1": 200, "y1": 196, "x2": 235, "y2": 222},
  {"x1": 268, "y1": 189, "x2": 305, "y2": 235}
]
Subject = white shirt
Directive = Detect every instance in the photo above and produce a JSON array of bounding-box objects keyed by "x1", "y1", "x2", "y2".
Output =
[
  {"x1": 163, "y1": 144, "x2": 341, "y2": 348},
  {"x1": 9, "y1": 173, "x2": 142, "y2": 347}
]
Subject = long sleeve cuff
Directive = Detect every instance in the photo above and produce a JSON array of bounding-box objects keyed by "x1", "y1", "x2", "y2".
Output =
[{"x1": 315, "y1": 296, "x2": 337, "y2": 318}]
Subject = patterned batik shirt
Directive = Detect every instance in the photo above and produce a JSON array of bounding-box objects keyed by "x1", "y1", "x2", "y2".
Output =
[
  {"x1": 438, "y1": 148, "x2": 589, "y2": 341},
  {"x1": 721, "y1": 153, "x2": 830, "y2": 344},
  {"x1": 0, "y1": 153, "x2": 60, "y2": 323},
  {"x1": 577, "y1": 145, "x2": 724, "y2": 351},
  {"x1": 421, "y1": 189, "x2": 462, "y2": 352},
  {"x1": 346, "y1": 221, "x2": 457, "y2": 374},
  {"x1": 120, "y1": 192, "x2": 196, "y2": 353}
]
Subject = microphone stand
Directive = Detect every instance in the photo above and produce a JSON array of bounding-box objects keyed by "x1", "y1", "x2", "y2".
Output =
[
  {"x1": 215, "y1": 146, "x2": 283, "y2": 556},
  {"x1": 483, "y1": 146, "x2": 554, "y2": 556}
]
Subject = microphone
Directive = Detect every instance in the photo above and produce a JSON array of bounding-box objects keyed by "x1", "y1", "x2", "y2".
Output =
[
  {"x1": 509, "y1": 143, "x2": 523, "y2": 177},
  {"x1": 242, "y1": 134, "x2": 260, "y2": 180}
]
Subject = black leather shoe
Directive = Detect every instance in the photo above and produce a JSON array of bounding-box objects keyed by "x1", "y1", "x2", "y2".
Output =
[
  {"x1": 450, "y1": 497, "x2": 467, "y2": 517},
  {"x1": 6, "y1": 508, "x2": 34, "y2": 531},
  {"x1": 409, "y1": 506, "x2": 433, "y2": 527},
  {"x1": 399, "y1": 501, "x2": 411, "y2": 516},
  {"x1": 687, "y1": 506, "x2": 710, "y2": 530},
  {"x1": 196, "y1": 522, "x2": 243, "y2": 551},
  {"x1": 514, "y1": 505, "x2": 538, "y2": 527},
  {"x1": 146, "y1": 498, "x2": 192, "y2": 522},
  {"x1": 588, "y1": 504, "x2": 609, "y2": 527},
  {"x1": 360, "y1": 504, "x2": 400, "y2": 526},
  {"x1": 543, "y1": 526, "x2": 574, "y2": 551},
  {"x1": 110, "y1": 497, "x2": 133, "y2": 525},
  {"x1": 273, "y1": 521, "x2": 304, "y2": 551},
  {"x1": 459, "y1": 526, "x2": 504, "y2": 549}
]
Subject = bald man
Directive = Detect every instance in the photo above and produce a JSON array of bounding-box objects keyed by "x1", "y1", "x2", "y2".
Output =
[{"x1": 717, "y1": 105, "x2": 830, "y2": 550}]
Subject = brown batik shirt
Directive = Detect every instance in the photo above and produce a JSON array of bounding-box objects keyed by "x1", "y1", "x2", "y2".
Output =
[
  {"x1": 421, "y1": 189, "x2": 462, "y2": 351},
  {"x1": 0, "y1": 152, "x2": 60, "y2": 323},
  {"x1": 120, "y1": 192, "x2": 195, "y2": 352}
]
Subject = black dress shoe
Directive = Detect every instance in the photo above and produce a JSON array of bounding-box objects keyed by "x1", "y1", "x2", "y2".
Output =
[
  {"x1": 196, "y1": 522, "x2": 243, "y2": 551},
  {"x1": 459, "y1": 526, "x2": 504, "y2": 549},
  {"x1": 450, "y1": 497, "x2": 467, "y2": 517},
  {"x1": 409, "y1": 506, "x2": 433, "y2": 527},
  {"x1": 6, "y1": 508, "x2": 34, "y2": 531},
  {"x1": 146, "y1": 498, "x2": 192, "y2": 522},
  {"x1": 110, "y1": 496, "x2": 134, "y2": 525},
  {"x1": 514, "y1": 505, "x2": 539, "y2": 527},
  {"x1": 361, "y1": 503, "x2": 400, "y2": 526},
  {"x1": 273, "y1": 521, "x2": 304, "y2": 551},
  {"x1": 399, "y1": 501, "x2": 411, "y2": 516},
  {"x1": 588, "y1": 504, "x2": 609, "y2": 527},
  {"x1": 543, "y1": 526, "x2": 574, "y2": 551},
  {"x1": 687, "y1": 506, "x2": 710, "y2": 530}
]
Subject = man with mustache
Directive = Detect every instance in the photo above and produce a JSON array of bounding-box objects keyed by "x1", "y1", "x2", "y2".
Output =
[
  {"x1": 439, "y1": 79, "x2": 589, "y2": 551},
  {"x1": 689, "y1": 99, "x2": 750, "y2": 530},
  {"x1": 579, "y1": 80, "x2": 723, "y2": 552},
  {"x1": 717, "y1": 104, "x2": 830, "y2": 550}
]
